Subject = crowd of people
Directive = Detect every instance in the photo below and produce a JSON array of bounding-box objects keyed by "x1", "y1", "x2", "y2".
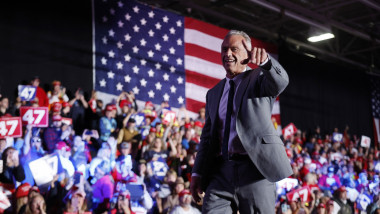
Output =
[{"x1": 0, "y1": 76, "x2": 378, "y2": 214}]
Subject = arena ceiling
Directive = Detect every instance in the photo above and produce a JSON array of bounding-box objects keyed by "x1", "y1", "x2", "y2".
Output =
[{"x1": 137, "y1": 0, "x2": 380, "y2": 75}]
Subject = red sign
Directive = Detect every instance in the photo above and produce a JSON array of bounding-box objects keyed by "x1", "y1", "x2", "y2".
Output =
[
  {"x1": 20, "y1": 107, "x2": 49, "y2": 127},
  {"x1": 282, "y1": 123, "x2": 297, "y2": 139},
  {"x1": 0, "y1": 117, "x2": 22, "y2": 138},
  {"x1": 286, "y1": 186, "x2": 312, "y2": 202},
  {"x1": 162, "y1": 109, "x2": 176, "y2": 125}
]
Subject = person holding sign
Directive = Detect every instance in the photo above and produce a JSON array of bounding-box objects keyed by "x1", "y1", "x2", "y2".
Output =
[
  {"x1": 190, "y1": 30, "x2": 292, "y2": 213},
  {"x1": 0, "y1": 147, "x2": 25, "y2": 185}
]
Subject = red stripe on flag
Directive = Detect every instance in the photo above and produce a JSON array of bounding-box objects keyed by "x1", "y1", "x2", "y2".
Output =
[
  {"x1": 186, "y1": 70, "x2": 221, "y2": 89},
  {"x1": 186, "y1": 98, "x2": 206, "y2": 113},
  {"x1": 185, "y1": 17, "x2": 229, "y2": 39},
  {"x1": 185, "y1": 43, "x2": 221, "y2": 65}
]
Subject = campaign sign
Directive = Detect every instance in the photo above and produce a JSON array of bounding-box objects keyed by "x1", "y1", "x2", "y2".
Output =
[
  {"x1": 0, "y1": 190, "x2": 11, "y2": 213},
  {"x1": 18, "y1": 85, "x2": 36, "y2": 101},
  {"x1": 20, "y1": 107, "x2": 48, "y2": 127},
  {"x1": 356, "y1": 193, "x2": 373, "y2": 210},
  {"x1": 360, "y1": 135, "x2": 371, "y2": 148},
  {"x1": 332, "y1": 133, "x2": 343, "y2": 143},
  {"x1": 162, "y1": 110, "x2": 176, "y2": 125},
  {"x1": 282, "y1": 123, "x2": 297, "y2": 139},
  {"x1": 0, "y1": 117, "x2": 22, "y2": 138},
  {"x1": 286, "y1": 186, "x2": 312, "y2": 202},
  {"x1": 61, "y1": 117, "x2": 73, "y2": 126},
  {"x1": 132, "y1": 113, "x2": 146, "y2": 127},
  {"x1": 115, "y1": 182, "x2": 144, "y2": 201},
  {"x1": 29, "y1": 154, "x2": 60, "y2": 186},
  {"x1": 276, "y1": 178, "x2": 299, "y2": 192}
]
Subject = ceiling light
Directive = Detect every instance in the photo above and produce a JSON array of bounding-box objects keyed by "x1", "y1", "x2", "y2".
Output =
[{"x1": 307, "y1": 33, "x2": 335, "y2": 42}]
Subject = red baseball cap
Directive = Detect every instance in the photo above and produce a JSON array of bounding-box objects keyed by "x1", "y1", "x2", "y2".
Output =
[
  {"x1": 317, "y1": 203, "x2": 326, "y2": 208},
  {"x1": 15, "y1": 183, "x2": 31, "y2": 198},
  {"x1": 194, "y1": 121, "x2": 203, "y2": 128},
  {"x1": 179, "y1": 189, "x2": 191, "y2": 198},
  {"x1": 56, "y1": 141, "x2": 67, "y2": 150},
  {"x1": 150, "y1": 127, "x2": 157, "y2": 133},
  {"x1": 119, "y1": 100, "x2": 131, "y2": 109},
  {"x1": 105, "y1": 104, "x2": 114, "y2": 111}
]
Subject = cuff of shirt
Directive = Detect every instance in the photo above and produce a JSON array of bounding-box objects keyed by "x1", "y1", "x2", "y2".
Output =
[{"x1": 259, "y1": 55, "x2": 272, "y2": 71}]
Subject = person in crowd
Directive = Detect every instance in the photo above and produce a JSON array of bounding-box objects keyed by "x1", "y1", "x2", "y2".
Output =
[
  {"x1": 64, "y1": 186, "x2": 91, "y2": 214},
  {"x1": 91, "y1": 160, "x2": 114, "y2": 213},
  {"x1": 162, "y1": 177, "x2": 186, "y2": 213},
  {"x1": 30, "y1": 76, "x2": 49, "y2": 107},
  {"x1": 143, "y1": 138, "x2": 168, "y2": 163},
  {"x1": 68, "y1": 88, "x2": 88, "y2": 134},
  {"x1": 110, "y1": 190, "x2": 135, "y2": 214},
  {"x1": 99, "y1": 104, "x2": 117, "y2": 143},
  {"x1": 20, "y1": 193, "x2": 46, "y2": 214},
  {"x1": 117, "y1": 118, "x2": 141, "y2": 159},
  {"x1": 0, "y1": 147, "x2": 25, "y2": 186},
  {"x1": 15, "y1": 182, "x2": 32, "y2": 214},
  {"x1": 0, "y1": 96, "x2": 11, "y2": 116},
  {"x1": 332, "y1": 186, "x2": 353, "y2": 214},
  {"x1": 47, "y1": 80, "x2": 69, "y2": 105},
  {"x1": 170, "y1": 189, "x2": 200, "y2": 214}
]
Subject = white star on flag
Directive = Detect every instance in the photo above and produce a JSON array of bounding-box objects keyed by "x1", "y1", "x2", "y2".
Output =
[
  {"x1": 108, "y1": 71, "x2": 115, "y2": 79},
  {"x1": 132, "y1": 66, "x2": 139, "y2": 74},
  {"x1": 148, "y1": 90, "x2": 155, "y2": 98},
  {"x1": 116, "y1": 82, "x2": 123, "y2": 91},
  {"x1": 155, "y1": 82, "x2": 162, "y2": 90},
  {"x1": 163, "y1": 93, "x2": 170, "y2": 101},
  {"x1": 124, "y1": 75, "x2": 131, "y2": 83},
  {"x1": 100, "y1": 79, "x2": 106, "y2": 87},
  {"x1": 108, "y1": 50, "x2": 115, "y2": 58},
  {"x1": 116, "y1": 62, "x2": 123, "y2": 70},
  {"x1": 170, "y1": 85, "x2": 177, "y2": 93},
  {"x1": 140, "y1": 79, "x2": 147, "y2": 87},
  {"x1": 101, "y1": 57, "x2": 107, "y2": 65}
]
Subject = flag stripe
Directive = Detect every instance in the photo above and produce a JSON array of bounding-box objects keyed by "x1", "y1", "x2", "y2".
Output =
[
  {"x1": 186, "y1": 70, "x2": 221, "y2": 89},
  {"x1": 186, "y1": 98, "x2": 206, "y2": 113},
  {"x1": 184, "y1": 29, "x2": 223, "y2": 53},
  {"x1": 185, "y1": 82, "x2": 208, "y2": 103},
  {"x1": 185, "y1": 43, "x2": 221, "y2": 65},
  {"x1": 184, "y1": 55, "x2": 225, "y2": 80},
  {"x1": 185, "y1": 17, "x2": 228, "y2": 39}
]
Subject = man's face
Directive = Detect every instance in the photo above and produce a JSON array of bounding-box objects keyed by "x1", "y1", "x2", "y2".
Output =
[{"x1": 221, "y1": 35, "x2": 249, "y2": 77}]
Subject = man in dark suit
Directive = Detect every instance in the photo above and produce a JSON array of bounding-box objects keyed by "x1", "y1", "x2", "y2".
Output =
[{"x1": 190, "y1": 30, "x2": 293, "y2": 213}]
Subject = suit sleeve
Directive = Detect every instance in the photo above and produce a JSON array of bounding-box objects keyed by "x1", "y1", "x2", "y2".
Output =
[
  {"x1": 258, "y1": 55, "x2": 289, "y2": 97},
  {"x1": 192, "y1": 91, "x2": 212, "y2": 176}
]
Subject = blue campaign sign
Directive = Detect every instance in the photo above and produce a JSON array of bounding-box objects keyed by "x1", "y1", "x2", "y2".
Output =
[
  {"x1": 356, "y1": 193, "x2": 373, "y2": 211},
  {"x1": 18, "y1": 85, "x2": 37, "y2": 101},
  {"x1": 131, "y1": 113, "x2": 146, "y2": 127},
  {"x1": 332, "y1": 133, "x2": 343, "y2": 143}
]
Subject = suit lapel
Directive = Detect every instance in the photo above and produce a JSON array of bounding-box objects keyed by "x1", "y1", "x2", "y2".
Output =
[
  {"x1": 235, "y1": 70, "x2": 252, "y2": 115},
  {"x1": 209, "y1": 79, "x2": 226, "y2": 123}
]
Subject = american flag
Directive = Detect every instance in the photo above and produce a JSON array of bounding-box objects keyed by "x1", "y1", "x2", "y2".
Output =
[
  {"x1": 93, "y1": 0, "x2": 281, "y2": 124},
  {"x1": 371, "y1": 78, "x2": 380, "y2": 145}
]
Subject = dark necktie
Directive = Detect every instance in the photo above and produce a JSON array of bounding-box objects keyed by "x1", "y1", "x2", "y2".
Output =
[{"x1": 222, "y1": 79, "x2": 235, "y2": 160}]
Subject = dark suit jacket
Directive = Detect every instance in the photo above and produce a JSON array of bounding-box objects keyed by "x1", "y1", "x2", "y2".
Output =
[{"x1": 192, "y1": 57, "x2": 293, "y2": 190}]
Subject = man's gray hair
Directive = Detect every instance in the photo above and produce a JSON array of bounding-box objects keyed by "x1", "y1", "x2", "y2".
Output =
[{"x1": 225, "y1": 30, "x2": 252, "y2": 50}]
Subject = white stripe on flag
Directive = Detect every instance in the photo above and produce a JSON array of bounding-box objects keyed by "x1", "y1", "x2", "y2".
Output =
[
  {"x1": 375, "y1": 118, "x2": 380, "y2": 143},
  {"x1": 184, "y1": 29, "x2": 223, "y2": 52},
  {"x1": 185, "y1": 55, "x2": 225, "y2": 79},
  {"x1": 185, "y1": 82, "x2": 209, "y2": 103}
]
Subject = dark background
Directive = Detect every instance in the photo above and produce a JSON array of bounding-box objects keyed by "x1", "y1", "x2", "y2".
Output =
[{"x1": 0, "y1": 0, "x2": 374, "y2": 139}]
